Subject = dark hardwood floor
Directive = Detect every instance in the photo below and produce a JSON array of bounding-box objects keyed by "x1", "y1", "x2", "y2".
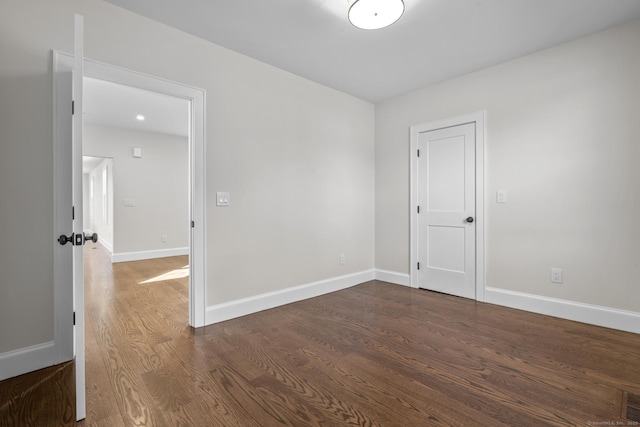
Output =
[
  {"x1": 0, "y1": 361, "x2": 75, "y2": 426},
  {"x1": 2, "y1": 242, "x2": 640, "y2": 426}
]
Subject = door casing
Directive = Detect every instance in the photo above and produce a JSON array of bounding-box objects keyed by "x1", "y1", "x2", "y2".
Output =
[
  {"x1": 80, "y1": 58, "x2": 207, "y2": 327},
  {"x1": 409, "y1": 111, "x2": 485, "y2": 301}
]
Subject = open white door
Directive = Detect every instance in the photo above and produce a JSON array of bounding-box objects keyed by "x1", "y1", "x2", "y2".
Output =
[
  {"x1": 73, "y1": 14, "x2": 86, "y2": 421},
  {"x1": 54, "y1": 17, "x2": 206, "y2": 420},
  {"x1": 52, "y1": 14, "x2": 86, "y2": 422}
]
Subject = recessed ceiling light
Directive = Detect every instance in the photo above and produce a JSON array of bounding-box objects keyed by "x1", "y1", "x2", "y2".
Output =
[{"x1": 136, "y1": 114, "x2": 145, "y2": 121}]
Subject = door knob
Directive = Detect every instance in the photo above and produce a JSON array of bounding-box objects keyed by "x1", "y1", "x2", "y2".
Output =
[
  {"x1": 58, "y1": 233, "x2": 74, "y2": 246},
  {"x1": 58, "y1": 232, "x2": 98, "y2": 246},
  {"x1": 466, "y1": 217, "x2": 474, "y2": 223}
]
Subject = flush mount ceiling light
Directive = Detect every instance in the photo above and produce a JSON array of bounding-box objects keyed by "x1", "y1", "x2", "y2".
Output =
[
  {"x1": 136, "y1": 114, "x2": 145, "y2": 121},
  {"x1": 348, "y1": 0, "x2": 404, "y2": 30}
]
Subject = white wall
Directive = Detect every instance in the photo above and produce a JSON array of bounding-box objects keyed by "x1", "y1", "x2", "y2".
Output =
[
  {"x1": 375, "y1": 19, "x2": 640, "y2": 313},
  {"x1": 0, "y1": 0, "x2": 374, "y2": 357},
  {"x1": 84, "y1": 124, "x2": 188, "y2": 258}
]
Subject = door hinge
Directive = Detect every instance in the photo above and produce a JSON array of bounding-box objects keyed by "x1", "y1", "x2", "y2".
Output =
[
  {"x1": 72, "y1": 206, "x2": 75, "y2": 220},
  {"x1": 73, "y1": 311, "x2": 76, "y2": 326},
  {"x1": 417, "y1": 149, "x2": 420, "y2": 157},
  {"x1": 72, "y1": 100, "x2": 75, "y2": 115},
  {"x1": 417, "y1": 262, "x2": 420, "y2": 270},
  {"x1": 191, "y1": 220, "x2": 195, "y2": 228},
  {"x1": 417, "y1": 206, "x2": 420, "y2": 214}
]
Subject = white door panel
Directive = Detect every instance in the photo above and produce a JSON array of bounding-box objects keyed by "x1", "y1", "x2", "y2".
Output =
[
  {"x1": 427, "y1": 226, "x2": 465, "y2": 272},
  {"x1": 73, "y1": 14, "x2": 86, "y2": 422},
  {"x1": 51, "y1": 14, "x2": 86, "y2": 422},
  {"x1": 427, "y1": 135, "x2": 466, "y2": 212},
  {"x1": 418, "y1": 123, "x2": 476, "y2": 299},
  {"x1": 53, "y1": 58, "x2": 73, "y2": 365}
]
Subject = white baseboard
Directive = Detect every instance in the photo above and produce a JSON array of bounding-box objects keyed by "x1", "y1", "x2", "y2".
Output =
[
  {"x1": 98, "y1": 238, "x2": 113, "y2": 253},
  {"x1": 375, "y1": 269, "x2": 411, "y2": 287},
  {"x1": 0, "y1": 341, "x2": 55, "y2": 381},
  {"x1": 485, "y1": 287, "x2": 640, "y2": 335},
  {"x1": 112, "y1": 247, "x2": 189, "y2": 263},
  {"x1": 206, "y1": 269, "x2": 376, "y2": 325}
]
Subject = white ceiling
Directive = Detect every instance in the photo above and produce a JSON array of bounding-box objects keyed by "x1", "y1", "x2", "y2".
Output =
[
  {"x1": 84, "y1": 77, "x2": 189, "y2": 137},
  {"x1": 103, "y1": 0, "x2": 640, "y2": 103},
  {"x1": 83, "y1": 78, "x2": 189, "y2": 174}
]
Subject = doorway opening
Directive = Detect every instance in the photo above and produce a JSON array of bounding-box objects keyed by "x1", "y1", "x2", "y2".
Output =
[
  {"x1": 81, "y1": 58, "x2": 206, "y2": 327},
  {"x1": 81, "y1": 76, "x2": 193, "y2": 337},
  {"x1": 83, "y1": 78, "x2": 190, "y2": 264}
]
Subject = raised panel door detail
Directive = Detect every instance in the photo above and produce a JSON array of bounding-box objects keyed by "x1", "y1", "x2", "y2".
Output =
[{"x1": 427, "y1": 136, "x2": 465, "y2": 212}]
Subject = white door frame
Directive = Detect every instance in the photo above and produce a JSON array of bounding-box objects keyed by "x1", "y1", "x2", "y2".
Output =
[
  {"x1": 82, "y1": 58, "x2": 207, "y2": 328},
  {"x1": 53, "y1": 55, "x2": 207, "y2": 354},
  {"x1": 409, "y1": 111, "x2": 485, "y2": 301}
]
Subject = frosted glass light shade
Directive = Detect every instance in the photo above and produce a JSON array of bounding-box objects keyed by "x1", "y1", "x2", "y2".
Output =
[{"x1": 348, "y1": 0, "x2": 404, "y2": 30}]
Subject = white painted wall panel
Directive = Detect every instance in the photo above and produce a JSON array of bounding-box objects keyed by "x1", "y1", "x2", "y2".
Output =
[
  {"x1": 84, "y1": 125, "x2": 188, "y2": 256},
  {"x1": 0, "y1": 0, "x2": 374, "y2": 355},
  {"x1": 375, "y1": 19, "x2": 640, "y2": 313}
]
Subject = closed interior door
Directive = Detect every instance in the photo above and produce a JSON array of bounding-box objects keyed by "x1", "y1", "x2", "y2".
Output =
[{"x1": 417, "y1": 123, "x2": 476, "y2": 299}]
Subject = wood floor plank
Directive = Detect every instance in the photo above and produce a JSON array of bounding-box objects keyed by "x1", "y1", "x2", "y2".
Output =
[
  {"x1": 296, "y1": 288, "x2": 621, "y2": 421},
  {"x1": 0, "y1": 362, "x2": 75, "y2": 427},
  {"x1": 219, "y1": 330, "x2": 395, "y2": 426},
  {"x1": 84, "y1": 312, "x2": 126, "y2": 426}
]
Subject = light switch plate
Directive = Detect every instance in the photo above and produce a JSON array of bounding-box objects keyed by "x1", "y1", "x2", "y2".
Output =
[
  {"x1": 216, "y1": 192, "x2": 230, "y2": 207},
  {"x1": 123, "y1": 198, "x2": 135, "y2": 207}
]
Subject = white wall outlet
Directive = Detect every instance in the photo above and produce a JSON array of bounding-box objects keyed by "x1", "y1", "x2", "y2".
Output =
[
  {"x1": 161, "y1": 234, "x2": 168, "y2": 243},
  {"x1": 550, "y1": 268, "x2": 563, "y2": 284},
  {"x1": 340, "y1": 253, "x2": 346, "y2": 265},
  {"x1": 496, "y1": 190, "x2": 507, "y2": 203},
  {"x1": 216, "y1": 192, "x2": 231, "y2": 207},
  {"x1": 123, "y1": 198, "x2": 135, "y2": 207}
]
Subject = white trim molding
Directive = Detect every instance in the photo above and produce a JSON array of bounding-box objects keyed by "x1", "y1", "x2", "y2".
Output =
[
  {"x1": 485, "y1": 287, "x2": 640, "y2": 335},
  {"x1": 206, "y1": 270, "x2": 376, "y2": 325},
  {"x1": 375, "y1": 269, "x2": 411, "y2": 287},
  {"x1": 409, "y1": 111, "x2": 486, "y2": 301},
  {"x1": 0, "y1": 342, "x2": 55, "y2": 381},
  {"x1": 98, "y1": 238, "x2": 113, "y2": 254},
  {"x1": 111, "y1": 247, "x2": 189, "y2": 263}
]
